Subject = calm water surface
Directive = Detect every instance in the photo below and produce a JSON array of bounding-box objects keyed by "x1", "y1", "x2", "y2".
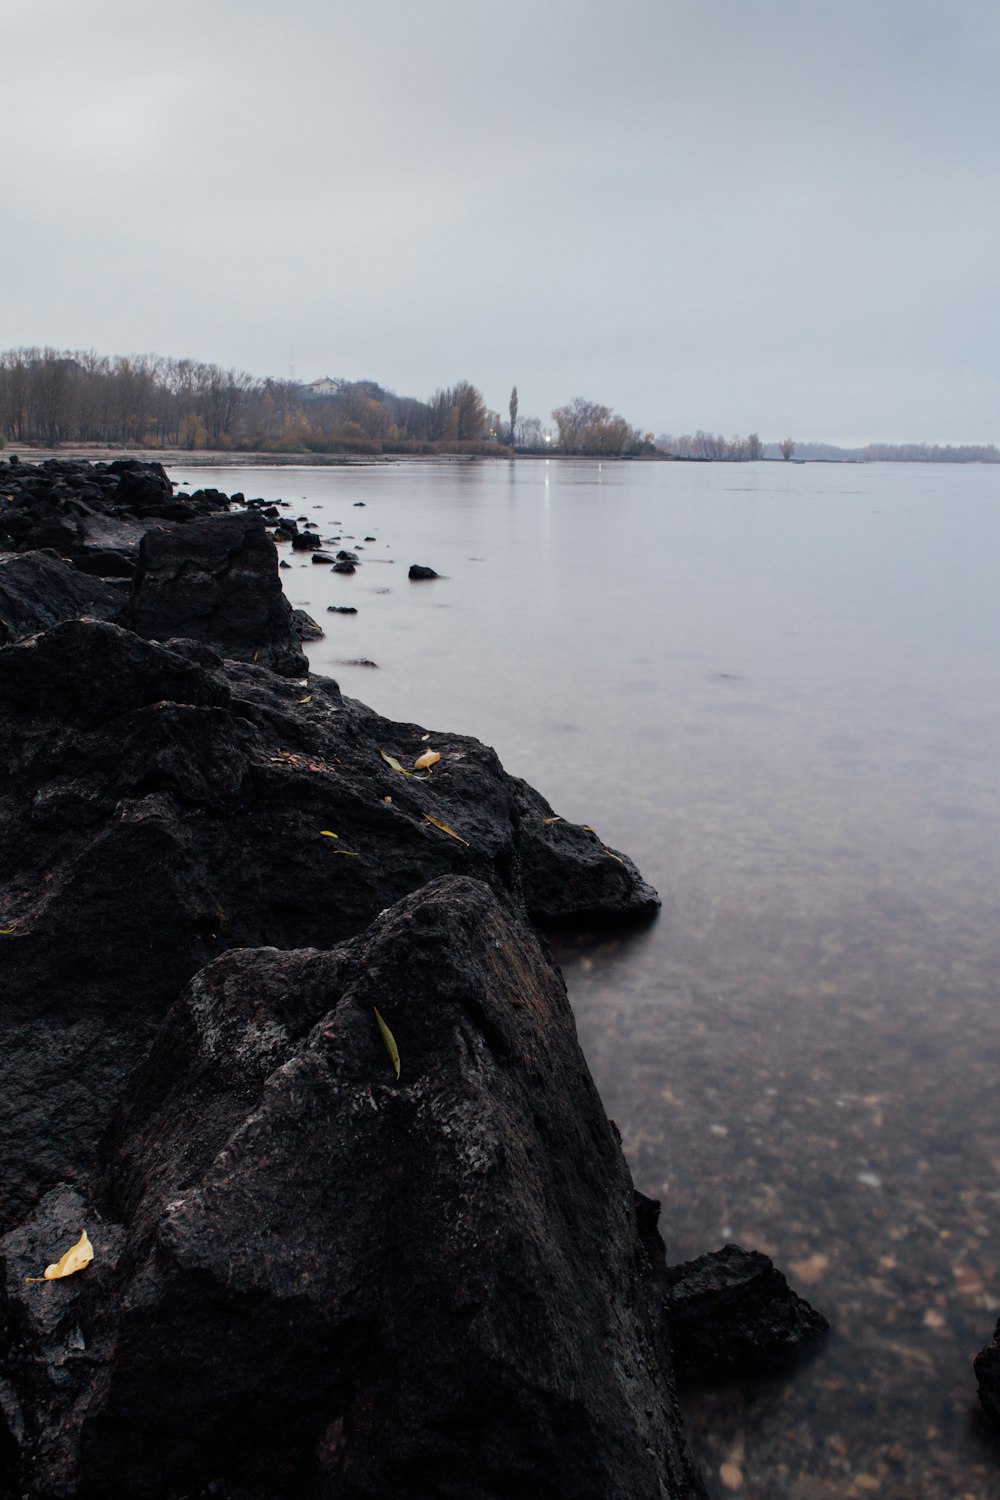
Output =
[{"x1": 174, "y1": 458, "x2": 1000, "y2": 1498}]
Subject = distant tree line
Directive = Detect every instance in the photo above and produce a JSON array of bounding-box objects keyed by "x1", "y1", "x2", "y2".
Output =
[
  {"x1": 0, "y1": 348, "x2": 513, "y2": 456},
  {"x1": 656, "y1": 431, "x2": 765, "y2": 460},
  {"x1": 856, "y1": 442, "x2": 999, "y2": 463},
  {"x1": 0, "y1": 348, "x2": 659, "y2": 459},
  {"x1": 550, "y1": 398, "x2": 652, "y2": 456},
  {"x1": 658, "y1": 432, "x2": 999, "y2": 464},
  {"x1": 765, "y1": 439, "x2": 999, "y2": 463}
]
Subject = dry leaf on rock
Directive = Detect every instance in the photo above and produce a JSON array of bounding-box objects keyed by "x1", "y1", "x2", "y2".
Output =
[
  {"x1": 25, "y1": 1229, "x2": 94, "y2": 1283},
  {"x1": 422, "y1": 814, "x2": 469, "y2": 846},
  {"x1": 374, "y1": 1007, "x2": 400, "y2": 1080}
]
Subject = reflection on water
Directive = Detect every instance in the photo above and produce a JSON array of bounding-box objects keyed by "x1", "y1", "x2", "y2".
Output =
[{"x1": 174, "y1": 457, "x2": 1000, "y2": 1498}]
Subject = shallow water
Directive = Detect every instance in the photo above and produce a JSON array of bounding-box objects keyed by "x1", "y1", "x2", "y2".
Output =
[{"x1": 174, "y1": 457, "x2": 1000, "y2": 1497}]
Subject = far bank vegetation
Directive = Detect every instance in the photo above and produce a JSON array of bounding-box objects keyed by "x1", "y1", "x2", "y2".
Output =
[
  {"x1": 0, "y1": 348, "x2": 656, "y2": 458},
  {"x1": 0, "y1": 349, "x2": 511, "y2": 456},
  {"x1": 1, "y1": 348, "x2": 995, "y2": 464}
]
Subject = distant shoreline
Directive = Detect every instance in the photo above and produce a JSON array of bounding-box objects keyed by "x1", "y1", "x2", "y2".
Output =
[{"x1": 4, "y1": 444, "x2": 995, "y2": 469}]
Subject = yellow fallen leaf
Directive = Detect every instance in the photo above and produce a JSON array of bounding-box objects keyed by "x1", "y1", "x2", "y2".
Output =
[
  {"x1": 414, "y1": 749, "x2": 441, "y2": 771},
  {"x1": 299, "y1": 695, "x2": 313, "y2": 704},
  {"x1": 25, "y1": 1229, "x2": 94, "y2": 1283},
  {"x1": 380, "y1": 749, "x2": 413, "y2": 776},
  {"x1": 373, "y1": 1006, "x2": 400, "y2": 1080},
  {"x1": 422, "y1": 814, "x2": 469, "y2": 846},
  {"x1": 603, "y1": 848, "x2": 625, "y2": 865},
  {"x1": 320, "y1": 831, "x2": 360, "y2": 855},
  {"x1": 0, "y1": 927, "x2": 16, "y2": 936},
  {"x1": 542, "y1": 816, "x2": 563, "y2": 825}
]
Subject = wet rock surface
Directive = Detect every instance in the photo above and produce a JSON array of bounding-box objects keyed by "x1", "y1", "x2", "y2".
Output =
[
  {"x1": 0, "y1": 458, "x2": 313, "y2": 673},
  {"x1": 0, "y1": 615, "x2": 658, "y2": 1229},
  {"x1": 0, "y1": 877, "x2": 706, "y2": 1500},
  {"x1": 665, "y1": 1244, "x2": 830, "y2": 1382},
  {"x1": 124, "y1": 510, "x2": 309, "y2": 675},
  {"x1": 975, "y1": 1320, "x2": 1000, "y2": 1428}
]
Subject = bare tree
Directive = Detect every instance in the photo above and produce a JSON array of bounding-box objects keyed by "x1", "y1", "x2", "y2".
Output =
[
  {"x1": 509, "y1": 385, "x2": 518, "y2": 447},
  {"x1": 780, "y1": 438, "x2": 795, "y2": 460}
]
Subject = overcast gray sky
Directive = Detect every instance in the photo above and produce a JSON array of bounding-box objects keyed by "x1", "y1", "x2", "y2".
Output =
[{"x1": 3, "y1": 0, "x2": 997, "y2": 444}]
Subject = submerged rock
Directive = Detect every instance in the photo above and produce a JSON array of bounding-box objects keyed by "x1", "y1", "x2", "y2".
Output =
[{"x1": 408, "y1": 563, "x2": 439, "y2": 579}]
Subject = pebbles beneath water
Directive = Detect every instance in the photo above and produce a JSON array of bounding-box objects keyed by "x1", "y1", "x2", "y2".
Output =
[{"x1": 551, "y1": 918, "x2": 1000, "y2": 1499}]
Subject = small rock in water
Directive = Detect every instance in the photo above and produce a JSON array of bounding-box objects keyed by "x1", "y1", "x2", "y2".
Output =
[
  {"x1": 327, "y1": 605, "x2": 358, "y2": 614},
  {"x1": 408, "y1": 564, "x2": 439, "y2": 580},
  {"x1": 666, "y1": 1243, "x2": 829, "y2": 1379}
]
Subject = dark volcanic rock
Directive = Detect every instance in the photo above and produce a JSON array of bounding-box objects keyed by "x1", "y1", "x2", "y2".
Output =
[
  {"x1": 1, "y1": 878, "x2": 705, "y2": 1500},
  {"x1": 408, "y1": 563, "x2": 439, "y2": 579},
  {"x1": 666, "y1": 1243, "x2": 829, "y2": 1381},
  {"x1": 291, "y1": 607, "x2": 324, "y2": 640},
  {"x1": 0, "y1": 1186, "x2": 126, "y2": 1483},
  {"x1": 518, "y1": 811, "x2": 660, "y2": 927},
  {"x1": 974, "y1": 1319, "x2": 1000, "y2": 1427},
  {"x1": 291, "y1": 530, "x2": 322, "y2": 551},
  {"x1": 0, "y1": 550, "x2": 124, "y2": 644},
  {"x1": 0, "y1": 459, "x2": 229, "y2": 566},
  {"x1": 124, "y1": 511, "x2": 308, "y2": 675},
  {"x1": 0, "y1": 618, "x2": 658, "y2": 1228},
  {"x1": 100, "y1": 459, "x2": 176, "y2": 516}
]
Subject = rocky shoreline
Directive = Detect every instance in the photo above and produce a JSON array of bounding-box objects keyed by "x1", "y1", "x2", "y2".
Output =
[{"x1": 0, "y1": 457, "x2": 833, "y2": 1498}]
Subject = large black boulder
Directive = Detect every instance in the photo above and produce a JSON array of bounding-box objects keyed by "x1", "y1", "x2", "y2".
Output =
[
  {"x1": 0, "y1": 618, "x2": 658, "y2": 1229},
  {"x1": 0, "y1": 550, "x2": 124, "y2": 645},
  {"x1": 0, "y1": 878, "x2": 704, "y2": 1500},
  {"x1": 124, "y1": 510, "x2": 308, "y2": 675}
]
